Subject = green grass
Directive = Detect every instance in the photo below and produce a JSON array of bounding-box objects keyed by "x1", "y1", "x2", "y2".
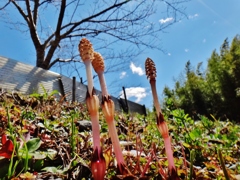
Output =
[{"x1": 0, "y1": 91, "x2": 239, "y2": 179}]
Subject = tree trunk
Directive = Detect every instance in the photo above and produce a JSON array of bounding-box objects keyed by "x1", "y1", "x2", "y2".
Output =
[
  {"x1": 36, "y1": 46, "x2": 46, "y2": 69},
  {"x1": 36, "y1": 41, "x2": 59, "y2": 70}
]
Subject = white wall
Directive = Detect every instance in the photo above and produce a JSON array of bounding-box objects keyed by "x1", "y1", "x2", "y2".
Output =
[{"x1": 0, "y1": 56, "x2": 145, "y2": 115}]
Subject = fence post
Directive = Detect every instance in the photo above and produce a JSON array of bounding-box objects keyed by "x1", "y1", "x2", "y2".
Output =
[
  {"x1": 122, "y1": 86, "x2": 129, "y2": 113},
  {"x1": 72, "y1": 76, "x2": 76, "y2": 102},
  {"x1": 143, "y1": 104, "x2": 147, "y2": 116},
  {"x1": 58, "y1": 77, "x2": 66, "y2": 101}
]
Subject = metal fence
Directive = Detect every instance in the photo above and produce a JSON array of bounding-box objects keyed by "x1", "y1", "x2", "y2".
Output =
[{"x1": 0, "y1": 56, "x2": 146, "y2": 115}]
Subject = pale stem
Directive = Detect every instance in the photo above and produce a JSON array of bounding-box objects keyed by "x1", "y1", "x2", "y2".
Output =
[
  {"x1": 91, "y1": 114, "x2": 101, "y2": 149},
  {"x1": 97, "y1": 72, "x2": 108, "y2": 97},
  {"x1": 84, "y1": 60, "x2": 94, "y2": 94},
  {"x1": 150, "y1": 80, "x2": 162, "y2": 115},
  {"x1": 107, "y1": 118, "x2": 125, "y2": 164},
  {"x1": 163, "y1": 136, "x2": 176, "y2": 170}
]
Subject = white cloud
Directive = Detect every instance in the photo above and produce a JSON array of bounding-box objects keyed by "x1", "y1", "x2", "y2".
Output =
[
  {"x1": 130, "y1": 62, "x2": 144, "y2": 76},
  {"x1": 168, "y1": 53, "x2": 171, "y2": 56},
  {"x1": 120, "y1": 87, "x2": 147, "y2": 103},
  {"x1": 203, "y1": 38, "x2": 206, "y2": 43},
  {"x1": 189, "y1": 13, "x2": 199, "y2": 19},
  {"x1": 185, "y1": 49, "x2": 189, "y2": 52},
  {"x1": 159, "y1": 17, "x2": 174, "y2": 24},
  {"x1": 120, "y1": 71, "x2": 127, "y2": 79}
]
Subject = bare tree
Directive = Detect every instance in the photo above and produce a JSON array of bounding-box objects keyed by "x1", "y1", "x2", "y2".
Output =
[{"x1": 0, "y1": 0, "x2": 188, "y2": 77}]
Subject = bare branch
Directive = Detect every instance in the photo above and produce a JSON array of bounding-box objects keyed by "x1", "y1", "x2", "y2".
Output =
[
  {"x1": 2, "y1": 0, "x2": 189, "y2": 84},
  {"x1": 25, "y1": 0, "x2": 34, "y2": 25},
  {"x1": 68, "y1": 0, "x2": 82, "y2": 22},
  {"x1": 48, "y1": 57, "x2": 80, "y2": 69},
  {"x1": 60, "y1": 0, "x2": 130, "y2": 38},
  {"x1": 33, "y1": 0, "x2": 39, "y2": 24},
  {"x1": 10, "y1": 1, "x2": 29, "y2": 23},
  {"x1": 0, "y1": 1, "x2": 10, "y2": 10},
  {"x1": 164, "y1": 0, "x2": 188, "y2": 19},
  {"x1": 56, "y1": 0, "x2": 66, "y2": 37},
  {"x1": 10, "y1": 0, "x2": 42, "y2": 48}
]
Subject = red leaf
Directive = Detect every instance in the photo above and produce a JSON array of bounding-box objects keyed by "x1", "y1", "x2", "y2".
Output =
[
  {"x1": 1, "y1": 134, "x2": 7, "y2": 144},
  {"x1": 0, "y1": 134, "x2": 14, "y2": 159}
]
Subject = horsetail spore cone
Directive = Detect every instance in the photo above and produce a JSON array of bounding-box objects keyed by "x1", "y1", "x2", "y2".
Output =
[
  {"x1": 79, "y1": 38, "x2": 94, "y2": 94},
  {"x1": 92, "y1": 52, "x2": 108, "y2": 96}
]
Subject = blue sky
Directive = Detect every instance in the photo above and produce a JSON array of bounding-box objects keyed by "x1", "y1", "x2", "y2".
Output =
[
  {"x1": 0, "y1": 0, "x2": 240, "y2": 109},
  {"x1": 117, "y1": 0, "x2": 240, "y2": 108}
]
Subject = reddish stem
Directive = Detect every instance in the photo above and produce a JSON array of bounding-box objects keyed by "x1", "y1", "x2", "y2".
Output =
[
  {"x1": 91, "y1": 113, "x2": 101, "y2": 149},
  {"x1": 107, "y1": 116, "x2": 124, "y2": 164},
  {"x1": 95, "y1": 70, "x2": 127, "y2": 174},
  {"x1": 147, "y1": 66, "x2": 178, "y2": 177},
  {"x1": 163, "y1": 136, "x2": 175, "y2": 170},
  {"x1": 102, "y1": 97, "x2": 127, "y2": 174}
]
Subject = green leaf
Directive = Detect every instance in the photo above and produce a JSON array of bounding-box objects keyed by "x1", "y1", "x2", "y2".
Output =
[
  {"x1": 26, "y1": 138, "x2": 41, "y2": 152},
  {"x1": 47, "y1": 149, "x2": 57, "y2": 160},
  {"x1": 42, "y1": 166, "x2": 58, "y2": 173},
  {"x1": 49, "y1": 90, "x2": 59, "y2": 96},
  {"x1": 182, "y1": 142, "x2": 191, "y2": 148},
  {"x1": 189, "y1": 129, "x2": 201, "y2": 140},
  {"x1": 29, "y1": 151, "x2": 46, "y2": 159},
  {"x1": 32, "y1": 159, "x2": 44, "y2": 171},
  {"x1": 42, "y1": 166, "x2": 64, "y2": 174}
]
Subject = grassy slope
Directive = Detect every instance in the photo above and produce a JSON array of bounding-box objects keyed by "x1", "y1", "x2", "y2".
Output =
[{"x1": 0, "y1": 92, "x2": 239, "y2": 180}]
